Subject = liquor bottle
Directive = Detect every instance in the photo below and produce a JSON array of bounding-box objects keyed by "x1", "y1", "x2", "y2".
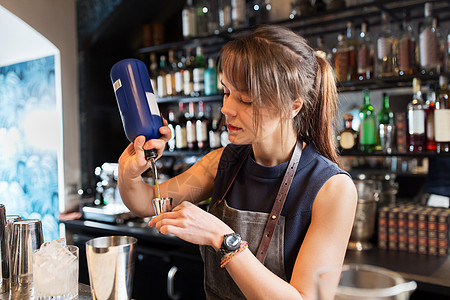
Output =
[
  {"x1": 345, "y1": 21, "x2": 358, "y2": 81},
  {"x1": 193, "y1": 47, "x2": 206, "y2": 96},
  {"x1": 206, "y1": 0, "x2": 219, "y2": 34},
  {"x1": 419, "y1": 2, "x2": 440, "y2": 75},
  {"x1": 204, "y1": 58, "x2": 218, "y2": 96},
  {"x1": 220, "y1": 119, "x2": 230, "y2": 147},
  {"x1": 425, "y1": 83, "x2": 437, "y2": 151},
  {"x1": 183, "y1": 49, "x2": 195, "y2": 96},
  {"x1": 397, "y1": 10, "x2": 417, "y2": 76},
  {"x1": 166, "y1": 50, "x2": 177, "y2": 96},
  {"x1": 149, "y1": 53, "x2": 158, "y2": 95},
  {"x1": 357, "y1": 22, "x2": 374, "y2": 80},
  {"x1": 175, "y1": 102, "x2": 188, "y2": 150},
  {"x1": 167, "y1": 110, "x2": 176, "y2": 152},
  {"x1": 333, "y1": 33, "x2": 350, "y2": 82},
  {"x1": 196, "y1": 101, "x2": 210, "y2": 149},
  {"x1": 435, "y1": 75, "x2": 450, "y2": 153},
  {"x1": 182, "y1": 0, "x2": 197, "y2": 39},
  {"x1": 337, "y1": 114, "x2": 358, "y2": 151},
  {"x1": 378, "y1": 93, "x2": 395, "y2": 153},
  {"x1": 231, "y1": 0, "x2": 246, "y2": 29},
  {"x1": 186, "y1": 102, "x2": 198, "y2": 150},
  {"x1": 156, "y1": 55, "x2": 168, "y2": 98},
  {"x1": 407, "y1": 78, "x2": 426, "y2": 153},
  {"x1": 174, "y1": 50, "x2": 185, "y2": 96},
  {"x1": 196, "y1": 0, "x2": 208, "y2": 37},
  {"x1": 218, "y1": 0, "x2": 232, "y2": 32},
  {"x1": 358, "y1": 89, "x2": 377, "y2": 152},
  {"x1": 209, "y1": 114, "x2": 222, "y2": 149},
  {"x1": 376, "y1": 11, "x2": 397, "y2": 78}
]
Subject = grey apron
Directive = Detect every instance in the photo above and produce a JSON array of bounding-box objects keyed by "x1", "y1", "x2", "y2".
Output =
[{"x1": 199, "y1": 142, "x2": 302, "y2": 300}]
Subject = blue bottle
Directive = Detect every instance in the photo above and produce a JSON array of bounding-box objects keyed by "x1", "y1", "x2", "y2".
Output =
[{"x1": 110, "y1": 58, "x2": 163, "y2": 159}]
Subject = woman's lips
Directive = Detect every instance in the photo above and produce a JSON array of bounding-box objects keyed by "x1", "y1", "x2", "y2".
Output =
[{"x1": 227, "y1": 124, "x2": 241, "y2": 132}]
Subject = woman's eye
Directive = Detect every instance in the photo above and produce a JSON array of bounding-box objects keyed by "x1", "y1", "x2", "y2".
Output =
[
  {"x1": 240, "y1": 99, "x2": 252, "y2": 105},
  {"x1": 223, "y1": 92, "x2": 230, "y2": 98}
]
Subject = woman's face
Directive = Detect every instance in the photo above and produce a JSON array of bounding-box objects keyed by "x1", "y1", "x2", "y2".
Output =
[{"x1": 220, "y1": 74, "x2": 282, "y2": 145}]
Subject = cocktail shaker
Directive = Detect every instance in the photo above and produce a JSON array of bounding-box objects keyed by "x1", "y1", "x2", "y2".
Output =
[{"x1": 0, "y1": 204, "x2": 10, "y2": 294}]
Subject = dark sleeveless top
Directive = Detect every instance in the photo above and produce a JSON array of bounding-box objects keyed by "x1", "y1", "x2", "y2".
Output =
[{"x1": 210, "y1": 143, "x2": 350, "y2": 281}]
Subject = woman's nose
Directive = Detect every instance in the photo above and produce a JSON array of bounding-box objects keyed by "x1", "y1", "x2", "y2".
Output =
[{"x1": 221, "y1": 96, "x2": 237, "y2": 117}]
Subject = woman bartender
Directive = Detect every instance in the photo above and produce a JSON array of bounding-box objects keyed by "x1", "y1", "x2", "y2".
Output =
[{"x1": 117, "y1": 25, "x2": 357, "y2": 299}]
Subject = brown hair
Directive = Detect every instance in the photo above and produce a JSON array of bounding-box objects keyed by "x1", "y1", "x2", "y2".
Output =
[{"x1": 219, "y1": 25, "x2": 340, "y2": 165}]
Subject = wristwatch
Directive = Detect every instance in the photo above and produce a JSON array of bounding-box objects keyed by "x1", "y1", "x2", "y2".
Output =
[{"x1": 217, "y1": 233, "x2": 242, "y2": 258}]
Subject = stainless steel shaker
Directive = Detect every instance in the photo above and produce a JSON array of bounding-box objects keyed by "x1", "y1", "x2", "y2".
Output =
[
  {"x1": 10, "y1": 219, "x2": 44, "y2": 289},
  {"x1": 86, "y1": 236, "x2": 137, "y2": 300},
  {"x1": 0, "y1": 204, "x2": 9, "y2": 294}
]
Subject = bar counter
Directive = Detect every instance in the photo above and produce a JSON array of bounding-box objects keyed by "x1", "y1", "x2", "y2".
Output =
[
  {"x1": 62, "y1": 219, "x2": 450, "y2": 298},
  {"x1": 0, "y1": 283, "x2": 92, "y2": 299}
]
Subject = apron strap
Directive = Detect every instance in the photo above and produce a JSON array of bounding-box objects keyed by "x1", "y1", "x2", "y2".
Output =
[
  {"x1": 255, "y1": 141, "x2": 302, "y2": 263},
  {"x1": 211, "y1": 146, "x2": 252, "y2": 210}
]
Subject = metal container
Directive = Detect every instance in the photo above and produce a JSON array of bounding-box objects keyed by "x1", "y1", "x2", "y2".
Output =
[
  {"x1": 86, "y1": 236, "x2": 137, "y2": 300},
  {"x1": 315, "y1": 263, "x2": 417, "y2": 299},
  {"x1": 349, "y1": 180, "x2": 380, "y2": 251},
  {"x1": 10, "y1": 219, "x2": 44, "y2": 290},
  {"x1": 0, "y1": 205, "x2": 9, "y2": 294}
]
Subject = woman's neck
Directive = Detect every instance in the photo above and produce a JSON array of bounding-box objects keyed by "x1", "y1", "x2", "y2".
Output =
[{"x1": 252, "y1": 133, "x2": 298, "y2": 167}]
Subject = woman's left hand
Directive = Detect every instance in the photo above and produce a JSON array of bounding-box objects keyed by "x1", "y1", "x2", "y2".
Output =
[{"x1": 148, "y1": 201, "x2": 233, "y2": 250}]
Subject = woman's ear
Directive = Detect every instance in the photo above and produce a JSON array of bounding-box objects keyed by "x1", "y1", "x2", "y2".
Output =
[{"x1": 292, "y1": 98, "x2": 303, "y2": 118}]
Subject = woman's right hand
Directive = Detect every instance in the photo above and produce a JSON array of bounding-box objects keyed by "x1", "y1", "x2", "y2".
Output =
[{"x1": 118, "y1": 121, "x2": 172, "y2": 180}]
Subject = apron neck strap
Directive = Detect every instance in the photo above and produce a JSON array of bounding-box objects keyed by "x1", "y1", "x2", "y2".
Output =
[{"x1": 255, "y1": 141, "x2": 303, "y2": 263}]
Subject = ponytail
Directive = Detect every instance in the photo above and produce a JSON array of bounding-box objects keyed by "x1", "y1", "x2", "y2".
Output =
[{"x1": 310, "y1": 54, "x2": 340, "y2": 166}]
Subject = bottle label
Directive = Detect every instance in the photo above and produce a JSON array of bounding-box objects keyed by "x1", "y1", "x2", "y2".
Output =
[
  {"x1": 175, "y1": 126, "x2": 187, "y2": 149},
  {"x1": 435, "y1": 109, "x2": 450, "y2": 142},
  {"x1": 377, "y1": 37, "x2": 392, "y2": 59},
  {"x1": 145, "y1": 92, "x2": 160, "y2": 116},
  {"x1": 419, "y1": 28, "x2": 438, "y2": 68},
  {"x1": 168, "y1": 124, "x2": 176, "y2": 150},
  {"x1": 183, "y1": 70, "x2": 193, "y2": 95},
  {"x1": 193, "y1": 68, "x2": 205, "y2": 92},
  {"x1": 157, "y1": 76, "x2": 167, "y2": 98},
  {"x1": 408, "y1": 110, "x2": 425, "y2": 134},
  {"x1": 340, "y1": 132, "x2": 356, "y2": 149},
  {"x1": 231, "y1": 0, "x2": 246, "y2": 24},
  {"x1": 357, "y1": 47, "x2": 370, "y2": 73},
  {"x1": 398, "y1": 38, "x2": 413, "y2": 72},
  {"x1": 113, "y1": 78, "x2": 122, "y2": 92},
  {"x1": 359, "y1": 118, "x2": 376, "y2": 145},
  {"x1": 209, "y1": 131, "x2": 221, "y2": 148},
  {"x1": 196, "y1": 120, "x2": 208, "y2": 142},
  {"x1": 175, "y1": 71, "x2": 183, "y2": 93},
  {"x1": 186, "y1": 120, "x2": 196, "y2": 143}
]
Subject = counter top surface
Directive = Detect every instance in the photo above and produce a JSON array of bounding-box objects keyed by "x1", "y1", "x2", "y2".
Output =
[
  {"x1": 62, "y1": 219, "x2": 450, "y2": 295},
  {"x1": 0, "y1": 283, "x2": 92, "y2": 300}
]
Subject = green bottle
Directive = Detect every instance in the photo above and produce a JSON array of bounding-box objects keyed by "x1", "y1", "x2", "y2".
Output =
[
  {"x1": 359, "y1": 89, "x2": 377, "y2": 152},
  {"x1": 378, "y1": 93, "x2": 395, "y2": 152},
  {"x1": 378, "y1": 93, "x2": 394, "y2": 125}
]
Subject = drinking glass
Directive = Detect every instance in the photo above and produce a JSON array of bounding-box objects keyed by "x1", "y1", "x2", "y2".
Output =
[
  {"x1": 314, "y1": 264, "x2": 417, "y2": 299},
  {"x1": 33, "y1": 243, "x2": 79, "y2": 299}
]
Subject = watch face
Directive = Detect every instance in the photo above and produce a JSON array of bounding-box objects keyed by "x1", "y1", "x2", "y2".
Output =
[{"x1": 224, "y1": 234, "x2": 241, "y2": 251}]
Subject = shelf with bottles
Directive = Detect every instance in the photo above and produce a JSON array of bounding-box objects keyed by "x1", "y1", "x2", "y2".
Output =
[
  {"x1": 133, "y1": 0, "x2": 449, "y2": 55},
  {"x1": 156, "y1": 93, "x2": 222, "y2": 104},
  {"x1": 339, "y1": 149, "x2": 450, "y2": 157},
  {"x1": 136, "y1": 0, "x2": 449, "y2": 102}
]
